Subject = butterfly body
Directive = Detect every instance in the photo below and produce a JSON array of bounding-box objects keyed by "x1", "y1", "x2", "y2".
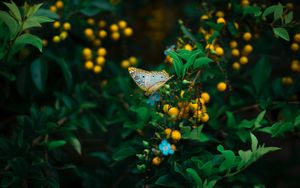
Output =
[{"x1": 128, "y1": 67, "x2": 172, "y2": 95}]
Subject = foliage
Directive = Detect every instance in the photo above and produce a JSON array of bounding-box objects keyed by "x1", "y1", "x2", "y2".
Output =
[{"x1": 0, "y1": 0, "x2": 300, "y2": 187}]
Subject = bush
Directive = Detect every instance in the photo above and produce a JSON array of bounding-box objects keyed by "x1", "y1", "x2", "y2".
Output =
[{"x1": 0, "y1": 0, "x2": 300, "y2": 187}]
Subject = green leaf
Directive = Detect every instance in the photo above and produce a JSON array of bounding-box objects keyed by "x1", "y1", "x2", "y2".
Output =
[
  {"x1": 250, "y1": 133, "x2": 258, "y2": 152},
  {"x1": 113, "y1": 146, "x2": 137, "y2": 161},
  {"x1": 30, "y1": 59, "x2": 48, "y2": 92},
  {"x1": 284, "y1": 11, "x2": 293, "y2": 24},
  {"x1": 35, "y1": 8, "x2": 59, "y2": 19},
  {"x1": 218, "y1": 149, "x2": 235, "y2": 171},
  {"x1": 256, "y1": 146, "x2": 280, "y2": 157},
  {"x1": 274, "y1": 3, "x2": 283, "y2": 20},
  {"x1": 208, "y1": 31, "x2": 220, "y2": 44},
  {"x1": 179, "y1": 20, "x2": 197, "y2": 42},
  {"x1": 295, "y1": 114, "x2": 300, "y2": 126},
  {"x1": 251, "y1": 57, "x2": 271, "y2": 96},
  {"x1": 4, "y1": 1, "x2": 22, "y2": 22},
  {"x1": 0, "y1": 10, "x2": 19, "y2": 39},
  {"x1": 14, "y1": 33, "x2": 43, "y2": 52},
  {"x1": 186, "y1": 168, "x2": 202, "y2": 188},
  {"x1": 273, "y1": 27, "x2": 290, "y2": 41},
  {"x1": 254, "y1": 110, "x2": 266, "y2": 128},
  {"x1": 168, "y1": 51, "x2": 183, "y2": 78},
  {"x1": 226, "y1": 111, "x2": 236, "y2": 128},
  {"x1": 193, "y1": 57, "x2": 214, "y2": 69},
  {"x1": 243, "y1": 6, "x2": 262, "y2": 17},
  {"x1": 227, "y1": 21, "x2": 238, "y2": 36},
  {"x1": 155, "y1": 174, "x2": 182, "y2": 187},
  {"x1": 26, "y1": 3, "x2": 43, "y2": 17},
  {"x1": 47, "y1": 140, "x2": 66, "y2": 150},
  {"x1": 262, "y1": 5, "x2": 277, "y2": 18},
  {"x1": 201, "y1": 161, "x2": 213, "y2": 176},
  {"x1": 203, "y1": 179, "x2": 217, "y2": 188},
  {"x1": 67, "y1": 135, "x2": 82, "y2": 155}
]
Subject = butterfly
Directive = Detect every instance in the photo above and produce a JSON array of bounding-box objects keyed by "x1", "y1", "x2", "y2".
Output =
[{"x1": 128, "y1": 67, "x2": 173, "y2": 95}]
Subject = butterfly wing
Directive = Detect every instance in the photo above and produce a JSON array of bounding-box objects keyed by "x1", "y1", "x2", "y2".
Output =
[
  {"x1": 128, "y1": 67, "x2": 150, "y2": 91},
  {"x1": 145, "y1": 71, "x2": 172, "y2": 95}
]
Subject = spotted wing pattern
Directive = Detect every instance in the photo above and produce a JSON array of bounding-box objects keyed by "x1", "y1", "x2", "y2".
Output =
[{"x1": 128, "y1": 67, "x2": 172, "y2": 95}]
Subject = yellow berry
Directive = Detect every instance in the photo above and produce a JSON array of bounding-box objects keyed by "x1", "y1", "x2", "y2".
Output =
[
  {"x1": 123, "y1": 27, "x2": 133, "y2": 37},
  {"x1": 200, "y1": 113, "x2": 209, "y2": 122},
  {"x1": 93, "y1": 39, "x2": 101, "y2": 46},
  {"x1": 129, "y1": 56, "x2": 138, "y2": 65},
  {"x1": 60, "y1": 31, "x2": 68, "y2": 40},
  {"x1": 231, "y1": 49, "x2": 240, "y2": 57},
  {"x1": 216, "y1": 17, "x2": 226, "y2": 24},
  {"x1": 200, "y1": 14, "x2": 209, "y2": 20},
  {"x1": 84, "y1": 28, "x2": 94, "y2": 37},
  {"x1": 164, "y1": 128, "x2": 172, "y2": 136},
  {"x1": 55, "y1": 0, "x2": 64, "y2": 9},
  {"x1": 98, "y1": 30, "x2": 107, "y2": 38},
  {"x1": 121, "y1": 60, "x2": 130, "y2": 69},
  {"x1": 96, "y1": 56, "x2": 105, "y2": 66},
  {"x1": 171, "y1": 130, "x2": 181, "y2": 142},
  {"x1": 243, "y1": 32, "x2": 252, "y2": 41},
  {"x1": 287, "y1": 3, "x2": 294, "y2": 10},
  {"x1": 239, "y1": 56, "x2": 248, "y2": 65},
  {"x1": 53, "y1": 21, "x2": 61, "y2": 28},
  {"x1": 232, "y1": 62, "x2": 241, "y2": 70},
  {"x1": 52, "y1": 35, "x2": 60, "y2": 43},
  {"x1": 82, "y1": 48, "x2": 92, "y2": 59},
  {"x1": 229, "y1": 41, "x2": 238, "y2": 48},
  {"x1": 201, "y1": 92, "x2": 210, "y2": 103},
  {"x1": 152, "y1": 157, "x2": 161, "y2": 166},
  {"x1": 93, "y1": 65, "x2": 102, "y2": 74},
  {"x1": 184, "y1": 44, "x2": 193, "y2": 51},
  {"x1": 234, "y1": 22, "x2": 239, "y2": 29},
  {"x1": 217, "y1": 82, "x2": 227, "y2": 92},
  {"x1": 118, "y1": 20, "x2": 127, "y2": 29},
  {"x1": 168, "y1": 107, "x2": 179, "y2": 118},
  {"x1": 171, "y1": 144, "x2": 176, "y2": 151},
  {"x1": 49, "y1": 5, "x2": 57, "y2": 12},
  {"x1": 215, "y1": 11, "x2": 224, "y2": 18},
  {"x1": 98, "y1": 20, "x2": 106, "y2": 28},
  {"x1": 294, "y1": 33, "x2": 300, "y2": 42},
  {"x1": 291, "y1": 43, "x2": 299, "y2": 51},
  {"x1": 291, "y1": 60, "x2": 300, "y2": 72},
  {"x1": 241, "y1": 0, "x2": 250, "y2": 6},
  {"x1": 87, "y1": 18, "x2": 95, "y2": 25},
  {"x1": 189, "y1": 102, "x2": 198, "y2": 111},
  {"x1": 97, "y1": 48, "x2": 107, "y2": 56},
  {"x1": 42, "y1": 39, "x2": 48, "y2": 47},
  {"x1": 243, "y1": 44, "x2": 253, "y2": 54},
  {"x1": 163, "y1": 104, "x2": 171, "y2": 113},
  {"x1": 63, "y1": 22, "x2": 71, "y2": 30},
  {"x1": 84, "y1": 61, "x2": 94, "y2": 70},
  {"x1": 110, "y1": 24, "x2": 119, "y2": 32},
  {"x1": 282, "y1": 76, "x2": 293, "y2": 85},
  {"x1": 215, "y1": 47, "x2": 224, "y2": 56},
  {"x1": 111, "y1": 32, "x2": 120, "y2": 40}
]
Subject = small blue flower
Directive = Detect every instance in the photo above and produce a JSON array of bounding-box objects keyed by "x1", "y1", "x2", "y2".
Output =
[
  {"x1": 158, "y1": 139, "x2": 174, "y2": 156},
  {"x1": 146, "y1": 92, "x2": 161, "y2": 106}
]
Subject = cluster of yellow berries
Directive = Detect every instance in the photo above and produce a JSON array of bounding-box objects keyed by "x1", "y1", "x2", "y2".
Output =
[
  {"x1": 84, "y1": 19, "x2": 133, "y2": 44},
  {"x1": 83, "y1": 47, "x2": 107, "y2": 74},
  {"x1": 162, "y1": 91, "x2": 210, "y2": 123},
  {"x1": 231, "y1": 32, "x2": 253, "y2": 70},
  {"x1": 49, "y1": 0, "x2": 64, "y2": 13},
  {"x1": 152, "y1": 129, "x2": 181, "y2": 166},
  {"x1": 120, "y1": 56, "x2": 138, "y2": 69},
  {"x1": 51, "y1": 21, "x2": 71, "y2": 43},
  {"x1": 290, "y1": 33, "x2": 300, "y2": 52}
]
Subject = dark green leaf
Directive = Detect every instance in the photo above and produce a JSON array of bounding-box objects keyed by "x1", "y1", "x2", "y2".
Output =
[
  {"x1": 262, "y1": 5, "x2": 277, "y2": 18},
  {"x1": 47, "y1": 140, "x2": 66, "y2": 150},
  {"x1": 250, "y1": 133, "x2": 258, "y2": 152},
  {"x1": 284, "y1": 11, "x2": 293, "y2": 24},
  {"x1": 186, "y1": 168, "x2": 202, "y2": 188},
  {"x1": 14, "y1": 33, "x2": 43, "y2": 52},
  {"x1": 168, "y1": 51, "x2": 183, "y2": 78},
  {"x1": 273, "y1": 27, "x2": 290, "y2": 41},
  {"x1": 193, "y1": 57, "x2": 214, "y2": 69},
  {"x1": 0, "y1": 10, "x2": 19, "y2": 38},
  {"x1": 30, "y1": 59, "x2": 47, "y2": 92},
  {"x1": 4, "y1": 1, "x2": 21, "y2": 22},
  {"x1": 274, "y1": 3, "x2": 283, "y2": 20},
  {"x1": 113, "y1": 146, "x2": 137, "y2": 161},
  {"x1": 254, "y1": 110, "x2": 266, "y2": 128},
  {"x1": 251, "y1": 57, "x2": 271, "y2": 96}
]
